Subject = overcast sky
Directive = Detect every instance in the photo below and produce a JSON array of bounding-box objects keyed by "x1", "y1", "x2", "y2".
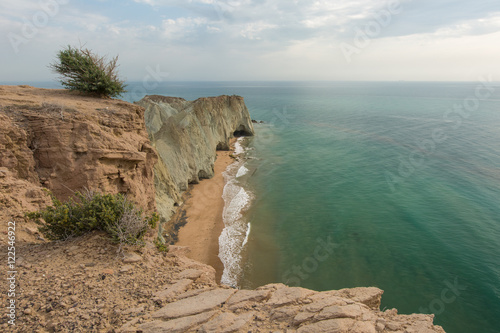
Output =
[{"x1": 1, "y1": 0, "x2": 500, "y2": 82}]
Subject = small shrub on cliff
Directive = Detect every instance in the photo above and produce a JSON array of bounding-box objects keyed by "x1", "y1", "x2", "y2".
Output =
[
  {"x1": 26, "y1": 191, "x2": 158, "y2": 249},
  {"x1": 49, "y1": 45, "x2": 126, "y2": 98},
  {"x1": 154, "y1": 238, "x2": 169, "y2": 253}
]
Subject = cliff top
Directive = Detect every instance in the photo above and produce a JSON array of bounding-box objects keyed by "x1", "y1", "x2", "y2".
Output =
[
  {"x1": 0, "y1": 85, "x2": 140, "y2": 115},
  {"x1": 142, "y1": 94, "x2": 245, "y2": 104}
]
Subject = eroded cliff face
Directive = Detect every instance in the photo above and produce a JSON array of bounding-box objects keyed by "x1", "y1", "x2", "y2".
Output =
[
  {"x1": 136, "y1": 95, "x2": 254, "y2": 226},
  {"x1": 0, "y1": 85, "x2": 157, "y2": 243},
  {"x1": 0, "y1": 112, "x2": 52, "y2": 238}
]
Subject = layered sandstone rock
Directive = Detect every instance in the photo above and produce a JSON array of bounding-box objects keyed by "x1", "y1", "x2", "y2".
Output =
[
  {"x1": 136, "y1": 95, "x2": 254, "y2": 228},
  {"x1": 0, "y1": 85, "x2": 157, "y2": 243},
  {"x1": 0, "y1": 113, "x2": 52, "y2": 242}
]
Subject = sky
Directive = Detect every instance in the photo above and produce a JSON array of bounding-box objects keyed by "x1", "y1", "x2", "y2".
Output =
[{"x1": 1, "y1": 0, "x2": 500, "y2": 82}]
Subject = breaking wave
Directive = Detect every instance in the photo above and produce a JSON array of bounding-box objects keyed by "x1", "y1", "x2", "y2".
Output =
[{"x1": 219, "y1": 138, "x2": 252, "y2": 287}]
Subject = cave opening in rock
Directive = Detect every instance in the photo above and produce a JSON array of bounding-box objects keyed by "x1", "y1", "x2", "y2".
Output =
[
  {"x1": 233, "y1": 124, "x2": 252, "y2": 137},
  {"x1": 198, "y1": 170, "x2": 206, "y2": 179},
  {"x1": 216, "y1": 142, "x2": 230, "y2": 151}
]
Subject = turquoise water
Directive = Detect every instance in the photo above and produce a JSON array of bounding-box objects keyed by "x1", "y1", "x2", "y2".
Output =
[
  {"x1": 237, "y1": 82, "x2": 500, "y2": 333},
  {"x1": 28, "y1": 81, "x2": 500, "y2": 333}
]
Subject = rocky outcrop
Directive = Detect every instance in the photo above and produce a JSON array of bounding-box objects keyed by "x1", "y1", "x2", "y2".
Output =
[
  {"x1": 117, "y1": 246, "x2": 445, "y2": 333},
  {"x1": 0, "y1": 85, "x2": 157, "y2": 243},
  {"x1": 2, "y1": 232, "x2": 445, "y2": 332},
  {"x1": 136, "y1": 95, "x2": 254, "y2": 232}
]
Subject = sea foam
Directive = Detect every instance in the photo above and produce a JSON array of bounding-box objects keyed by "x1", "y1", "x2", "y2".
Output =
[
  {"x1": 236, "y1": 164, "x2": 249, "y2": 178},
  {"x1": 219, "y1": 138, "x2": 252, "y2": 287},
  {"x1": 242, "y1": 223, "x2": 251, "y2": 247},
  {"x1": 234, "y1": 138, "x2": 245, "y2": 155}
]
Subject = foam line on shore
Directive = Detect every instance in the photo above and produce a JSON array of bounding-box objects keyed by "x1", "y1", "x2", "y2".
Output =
[
  {"x1": 236, "y1": 164, "x2": 249, "y2": 178},
  {"x1": 242, "y1": 223, "x2": 251, "y2": 247},
  {"x1": 219, "y1": 137, "x2": 253, "y2": 287}
]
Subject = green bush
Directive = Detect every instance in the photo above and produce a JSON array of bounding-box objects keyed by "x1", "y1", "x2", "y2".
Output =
[
  {"x1": 154, "y1": 238, "x2": 169, "y2": 253},
  {"x1": 26, "y1": 191, "x2": 158, "y2": 248},
  {"x1": 49, "y1": 45, "x2": 126, "y2": 98}
]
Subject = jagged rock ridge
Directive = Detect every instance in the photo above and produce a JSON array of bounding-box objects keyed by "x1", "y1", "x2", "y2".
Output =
[{"x1": 136, "y1": 95, "x2": 254, "y2": 232}]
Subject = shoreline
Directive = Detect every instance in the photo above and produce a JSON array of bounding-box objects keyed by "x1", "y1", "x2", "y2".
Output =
[{"x1": 174, "y1": 139, "x2": 238, "y2": 282}]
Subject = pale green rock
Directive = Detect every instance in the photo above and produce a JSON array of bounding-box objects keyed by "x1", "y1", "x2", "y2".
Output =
[{"x1": 136, "y1": 95, "x2": 254, "y2": 227}]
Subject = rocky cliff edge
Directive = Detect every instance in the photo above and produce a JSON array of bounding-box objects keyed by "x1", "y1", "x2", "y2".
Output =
[
  {"x1": 136, "y1": 95, "x2": 254, "y2": 239},
  {"x1": 1, "y1": 232, "x2": 446, "y2": 332},
  {"x1": 0, "y1": 85, "x2": 157, "y2": 244}
]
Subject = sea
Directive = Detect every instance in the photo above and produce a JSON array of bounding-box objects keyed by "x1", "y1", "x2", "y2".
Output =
[{"x1": 15, "y1": 81, "x2": 500, "y2": 333}]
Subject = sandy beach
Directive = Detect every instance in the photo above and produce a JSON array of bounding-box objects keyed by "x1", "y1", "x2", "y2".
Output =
[{"x1": 175, "y1": 141, "x2": 237, "y2": 281}]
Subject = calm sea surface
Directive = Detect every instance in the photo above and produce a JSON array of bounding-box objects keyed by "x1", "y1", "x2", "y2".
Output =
[{"x1": 22, "y1": 81, "x2": 500, "y2": 333}]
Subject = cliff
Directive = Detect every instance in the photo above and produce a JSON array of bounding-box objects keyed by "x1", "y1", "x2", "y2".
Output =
[
  {"x1": 135, "y1": 95, "x2": 254, "y2": 238},
  {"x1": 0, "y1": 85, "x2": 157, "y2": 243},
  {"x1": 0, "y1": 86, "x2": 445, "y2": 332}
]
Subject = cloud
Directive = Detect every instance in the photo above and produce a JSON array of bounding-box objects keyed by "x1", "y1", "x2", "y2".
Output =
[
  {"x1": 133, "y1": 0, "x2": 161, "y2": 5},
  {"x1": 59, "y1": 11, "x2": 110, "y2": 32},
  {"x1": 126, "y1": 0, "x2": 500, "y2": 45},
  {"x1": 431, "y1": 12, "x2": 500, "y2": 37},
  {"x1": 239, "y1": 21, "x2": 277, "y2": 40},
  {"x1": 0, "y1": 0, "x2": 52, "y2": 19},
  {"x1": 161, "y1": 16, "x2": 208, "y2": 39},
  {"x1": 1, "y1": 0, "x2": 500, "y2": 81}
]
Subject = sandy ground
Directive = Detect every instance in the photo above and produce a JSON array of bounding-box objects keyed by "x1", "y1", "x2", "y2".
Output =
[{"x1": 175, "y1": 143, "x2": 236, "y2": 282}]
